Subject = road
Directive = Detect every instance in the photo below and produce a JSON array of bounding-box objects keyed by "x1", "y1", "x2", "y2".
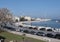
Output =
[{"x1": 1, "y1": 24, "x2": 60, "y2": 42}]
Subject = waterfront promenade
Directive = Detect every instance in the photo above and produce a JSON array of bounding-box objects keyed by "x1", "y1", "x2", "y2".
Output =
[{"x1": 1, "y1": 21, "x2": 60, "y2": 42}]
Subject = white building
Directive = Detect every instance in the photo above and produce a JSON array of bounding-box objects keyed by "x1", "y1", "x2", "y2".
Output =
[
  {"x1": 12, "y1": 16, "x2": 20, "y2": 22},
  {"x1": 24, "y1": 16, "x2": 31, "y2": 21}
]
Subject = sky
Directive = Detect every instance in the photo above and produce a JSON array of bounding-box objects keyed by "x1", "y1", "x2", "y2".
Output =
[{"x1": 0, "y1": 0, "x2": 60, "y2": 19}]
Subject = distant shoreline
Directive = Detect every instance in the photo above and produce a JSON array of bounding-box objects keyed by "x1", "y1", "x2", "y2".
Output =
[
  {"x1": 20, "y1": 20, "x2": 49, "y2": 23},
  {"x1": 20, "y1": 21, "x2": 41, "y2": 23}
]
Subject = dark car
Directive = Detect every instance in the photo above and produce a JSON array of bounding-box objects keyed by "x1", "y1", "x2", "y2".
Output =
[
  {"x1": 47, "y1": 29, "x2": 53, "y2": 31},
  {"x1": 54, "y1": 34, "x2": 60, "y2": 39},
  {"x1": 46, "y1": 33, "x2": 54, "y2": 38},
  {"x1": 3, "y1": 26, "x2": 16, "y2": 31},
  {"x1": 29, "y1": 27, "x2": 33, "y2": 29},
  {"x1": 30, "y1": 31, "x2": 36, "y2": 35},
  {"x1": 18, "y1": 25, "x2": 23, "y2": 27},
  {"x1": 36, "y1": 32, "x2": 45, "y2": 36},
  {"x1": 23, "y1": 30, "x2": 30, "y2": 33}
]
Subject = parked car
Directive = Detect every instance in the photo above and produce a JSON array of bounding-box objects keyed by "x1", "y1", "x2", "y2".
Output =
[
  {"x1": 19, "y1": 25, "x2": 23, "y2": 27},
  {"x1": 29, "y1": 27, "x2": 33, "y2": 29},
  {"x1": 3, "y1": 26, "x2": 16, "y2": 31},
  {"x1": 40, "y1": 28, "x2": 46, "y2": 31},
  {"x1": 33, "y1": 27, "x2": 37, "y2": 30},
  {"x1": 36, "y1": 32, "x2": 45, "y2": 36},
  {"x1": 29, "y1": 31, "x2": 36, "y2": 35},
  {"x1": 54, "y1": 34, "x2": 60, "y2": 39},
  {"x1": 47, "y1": 29, "x2": 53, "y2": 31},
  {"x1": 23, "y1": 30, "x2": 30, "y2": 33},
  {"x1": 46, "y1": 33, "x2": 54, "y2": 38}
]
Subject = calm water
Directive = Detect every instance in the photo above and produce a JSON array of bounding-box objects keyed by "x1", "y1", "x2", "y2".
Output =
[{"x1": 26, "y1": 20, "x2": 60, "y2": 28}]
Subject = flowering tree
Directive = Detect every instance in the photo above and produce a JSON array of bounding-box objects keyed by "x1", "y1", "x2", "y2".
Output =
[
  {"x1": 0, "y1": 8, "x2": 13, "y2": 23},
  {"x1": 0, "y1": 8, "x2": 13, "y2": 32}
]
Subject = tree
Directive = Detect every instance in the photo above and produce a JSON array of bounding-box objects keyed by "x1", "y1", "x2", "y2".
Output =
[
  {"x1": 20, "y1": 16, "x2": 28, "y2": 21},
  {"x1": 15, "y1": 19, "x2": 18, "y2": 22},
  {"x1": 20, "y1": 17, "x2": 24, "y2": 21},
  {"x1": 0, "y1": 8, "x2": 13, "y2": 24},
  {"x1": 0, "y1": 8, "x2": 13, "y2": 32}
]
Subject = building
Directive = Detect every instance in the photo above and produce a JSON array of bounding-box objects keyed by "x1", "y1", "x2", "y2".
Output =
[
  {"x1": 20, "y1": 16, "x2": 31, "y2": 21},
  {"x1": 12, "y1": 16, "x2": 20, "y2": 22},
  {"x1": 24, "y1": 16, "x2": 31, "y2": 21}
]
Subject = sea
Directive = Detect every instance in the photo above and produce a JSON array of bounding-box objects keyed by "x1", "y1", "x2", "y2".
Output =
[{"x1": 26, "y1": 19, "x2": 60, "y2": 28}]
